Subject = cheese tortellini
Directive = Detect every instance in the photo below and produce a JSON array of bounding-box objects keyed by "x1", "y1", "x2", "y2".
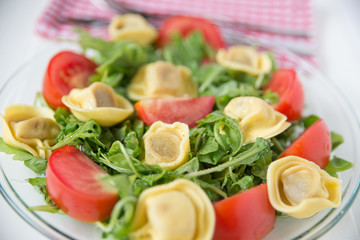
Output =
[
  {"x1": 130, "y1": 179, "x2": 215, "y2": 240},
  {"x1": 216, "y1": 46, "x2": 272, "y2": 75},
  {"x1": 143, "y1": 121, "x2": 190, "y2": 170},
  {"x1": 127, "y1": 61, "x2": 197, "y2": 101},
  {"x1": 62, "y1": 82, "x2": 133, "y2": 127},
  {"x1": 224, "y1": 96, "x2": 290, "y2": 144},
  {"x1": 267, "y1": 156, "x2": 342, "y2": 218},
  {"x1": 108, "y1": 14, "x2": 158, "y2": 45},
  {"x1": 0, "y1": 105, "x2": 60, "y2": 159}
]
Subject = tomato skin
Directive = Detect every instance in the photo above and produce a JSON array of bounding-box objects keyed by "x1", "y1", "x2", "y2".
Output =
[
  {"x1": 157, "y1": 16, "x2": 226, "y2": 49},
  {"x1": 264, "y1": 69, "x2": 304, "y2": 121},
  {"x1": 46, "y1": 145, "x2": 119, "y2": 222},
  {"x1": 135, "y1": 96, "x2": 215, "y2": 128},
  {"x1": 280, "y1": 119, "x2": 331, "y2": 169},
  {"x1": 213, "y1": 183, "x2": 276, "y2": 240},
  {"x1": 42, "y1": 51, "x2": 97, "y2": 109}
]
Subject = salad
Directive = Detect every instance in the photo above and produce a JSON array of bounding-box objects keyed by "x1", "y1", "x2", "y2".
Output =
[{"x1": 0, "y1": 14, "x2": 354, "y2": 239}]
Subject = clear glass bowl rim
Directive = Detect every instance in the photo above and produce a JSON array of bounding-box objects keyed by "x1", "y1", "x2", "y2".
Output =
[{"x1": 0, "y1": 38, "x2": 359, "y2": 240}]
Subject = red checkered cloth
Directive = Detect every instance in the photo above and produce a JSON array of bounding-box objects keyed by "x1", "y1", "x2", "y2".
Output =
[{"x1": 35, "y1": 0, "x2": 315, "y2": 66}]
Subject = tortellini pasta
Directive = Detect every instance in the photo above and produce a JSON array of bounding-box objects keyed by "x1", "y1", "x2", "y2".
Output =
[
  {"x1": 216, "y1": 46, "x2": 272, "y2": 75},
  {"x1": 127, "y1": 61, "x2": 197, "y2": 101},
  {"x1": 142, "y1": 121, "x2": 190, "y2": 170},
  {"x1": 130, "y1": 179, "x2": 215, "y2": 240},
  {"x1": 62, "y1": 82, "x2": 133, "y2": 127},
  {"x1": 0, "y1": 105, "x2": 60, "y2": 159},
  {"x1": 224, "y1": 96, "x2": 290, "y2": 144},
  {"x1": 267, "y1": 156, "x2": 341, "y2": 218},
  {"x1": 108, "y1": 14, "x2": 158, "y2": 45}
]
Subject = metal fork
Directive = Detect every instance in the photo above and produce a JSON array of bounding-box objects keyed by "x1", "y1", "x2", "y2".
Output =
[
  {"x1": 57, "y1": 0, "x2": 314, "y2": 55},
  {"x1": 103, "y1": 0, "x2": 313, "y2": 38}
]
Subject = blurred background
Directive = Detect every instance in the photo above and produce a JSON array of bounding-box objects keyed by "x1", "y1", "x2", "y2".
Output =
[{"x1": 0, "y1": 0, "x2": 359, "y2": 239}]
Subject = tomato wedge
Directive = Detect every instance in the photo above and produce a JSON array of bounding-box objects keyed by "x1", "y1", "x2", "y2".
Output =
[
  {"x1": 135, "y1": 96, "x2": 215, "y2": 128},
  {"x1": 264, "y1": 69, "x2": 304, "y2": 121},
  {"x1": 213, "y1": 183, "x2": 276, "y2": 240},
  {"x1": 157, "y1": 16, "x2": 226, "y2": 49},
  {"x1": 46, "y1": 145, "x2": 119, "y2": 222},
  {"x1": 42, "y1": 51, "x2": 97, "y2": 109},
  {"x1": 280, "y1": 119, "x2": 331, "y2": 169}
]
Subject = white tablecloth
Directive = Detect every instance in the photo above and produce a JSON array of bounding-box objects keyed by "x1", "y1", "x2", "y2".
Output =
[{"x1": 0, "y1": 0, "x2": 359, "y2": 239}]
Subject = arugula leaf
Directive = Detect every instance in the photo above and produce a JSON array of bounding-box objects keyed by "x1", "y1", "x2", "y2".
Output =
[
  {"x1": 213, "y1": 82, "x2": 260, "y2": 110},
  {"x1": 102, "y1": 141, "x2": 163, "y2": 176},
  {"x1": 28, "y1": 205, "x2": 62, "y2": 213},
  {"x1": 33, "y1": 92, "x2": 50, "y2": 108},
  {"x1": 187, "y1": 112, "x2": 274, "y2": 201},
  {"x1": 27, "y1": 177, "x2": 47, "y2": 186},
  {"x1": 99, "y1": 72, "x2": 124, "y2": 89},
  {"x1": 53, "y1": 107, "x2": 71, "y2": 127},
  {"x1": 100, "y1": 174, "x2": 133, "y2": 199},
  {"x1": 133, "y1": 119, "x2": 146, "y2": 140},
  {"x1": 95, "y1": 175, "x2": 139, "y2": 239},
  {"x1": 123, "y1": 131, "x2": 142, "y2": 158},
  {"x1": 75, "y1": 27, "x2": 156, "y2": 64},
  {"x1": 230, "y1": 175, "x2": 254, "y2": 193},
  {"x1": 191, "y1": 111, "x2": 243, "y2": 166},
  {"x1": 214, "y1": 117, "x2": 243, "y2": 155},
  {"x1": 302, "y1": 115, "x2": 320, "y2": 129},
  {"x1": 198, "y1": 136, "x2": 219, "y2": 155},
  {"x1": 74, "y1": 27, "x2": 120, "y2": 61},
  {"x1": 193, "y1": 65, "x2": 262, "y2": 110},
  {"x1": 193, "y1": 64, "x2": 227, "y2": 93},
  {"x1": 267, "y1": 51, "x2": 277, "y2": 72},
  {"x1": 331, "y1": 131, "x2": 344, "y2": 151},
  {"x1": 325, "y1": 156, "x2": 353, "y2": 177},
  {"x1": 24, "y1": 158, "x2": 48, "y2": 174},
  {"x1": 162, "y1": 31, "x2": 213, "y2": 71},
  {"x1": 262, "y1": 89, "x2": 279, "y2": 104},
  {"x1": 97, "y1": 194, "x2": 137, "y2": 239},
  {"x1": 49, "y1": 119, "x2": 104, "y2": 151},
  {"x1": 271, "y1": 120, "x2": 305, "y2": 157},
  {"x1": 250, "y1": 148, "x2": 272, "y2": 180},
  {"x1": 0, "y1": 138, "x2": 47, "y2": 174},
  {"x1": 27, "y1": 177, "x2": 60, "y2": 213},
  {"x1": 197, "y1": 110, "x2": 225, "y2": 125},
  {"x1": 185, "y1": 138, "x2": 271, "y2": 178},
  {"x1": 174, "y1": 157, "x2": 200, "y2": 175},
  {"x1": 198, "y1": 149, "x2": 226, "y2": 165},
  {"x1": 196, "y1": 178, "x2": 227, "y2": 199},
  {"x1": 227, "y1": 70, "x2": 272, "y2": 89},
  {"x1": 75, "y1": 28, "x2": 157, "y2": 96}
]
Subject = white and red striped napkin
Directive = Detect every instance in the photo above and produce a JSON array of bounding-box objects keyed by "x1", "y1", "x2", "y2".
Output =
[{"x1": 35, "y1": 0, "x2": 315, "y2": 66}]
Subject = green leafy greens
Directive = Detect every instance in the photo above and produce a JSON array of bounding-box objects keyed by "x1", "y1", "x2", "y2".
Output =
[
  {"x1": 0, "y1": 138, "x2": 47, "y2": 174},
  {"x1": 0, "y1": 27, "x2": 354, "y2": 240}
]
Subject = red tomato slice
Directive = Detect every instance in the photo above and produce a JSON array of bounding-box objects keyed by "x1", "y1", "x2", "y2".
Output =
[
  {"x1": 157, "y1": 16, "x2": 226, "y2": 49},
  {"x1": 213, "y1": 183, "x2": 276, "y2": 240},
  {"x1": 280, "y1": 119, "x2": 331, "y2": 169},
  {"x1": 42, "y1": 51, "x2": 97, "y2": 109},
  {"x1": 46, "y1": 145, "x2": 119, "y2": 222},
  {"x1": 264, "y1": 69, "x2": 304, "y2": 121},
  {"x1": 135, "y1": 96, "x2": 215, "y2": 128}
]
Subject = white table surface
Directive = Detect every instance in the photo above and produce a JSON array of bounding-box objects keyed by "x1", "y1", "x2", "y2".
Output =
[{"x1": 0, "y1": 0, "x2": 359, "y2": 239}]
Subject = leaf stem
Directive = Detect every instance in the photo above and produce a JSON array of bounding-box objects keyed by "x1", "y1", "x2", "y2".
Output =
[
  {"x1": 118, "y1": 141, "x2": 141, "y2": 177},
  {"x1": 272, "y1": 137, "x2": 284, "y2": 153},
  {"x1": 185, "y1": 145, "x2": 267, "y2": 178},
  {"x1": 33, "y1": 92, "x2": 49, "y2": 108},
  {"x1": 96, "y1": 196, "x2": 137, "y2": 232},
  {"x1": 99, "y1": 155, "x2": 134, "y2": 174},
  {"x1": 39, "y1": 120, "x2": 103, "y2": 151},
  {"x1": 198, "y1": 66, "x2": 224, "y2": 93},
  {"x1": 196, "y1": 179, "x2": 228, "y2": 199}
]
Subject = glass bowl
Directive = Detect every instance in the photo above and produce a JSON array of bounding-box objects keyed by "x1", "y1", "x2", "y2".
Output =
[{"x1": 0, "y1": 40, "x2": 359, "y2": 240}]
